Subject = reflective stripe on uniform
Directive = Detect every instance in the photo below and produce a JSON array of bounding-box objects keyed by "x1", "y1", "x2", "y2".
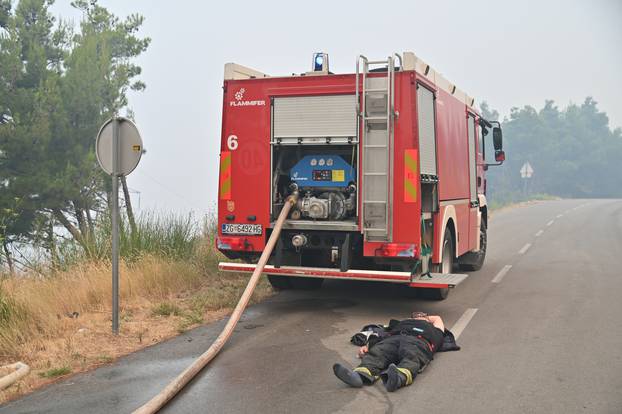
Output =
[{"x1": 397, "y1": 367, "x2": 413, "y2": 385}]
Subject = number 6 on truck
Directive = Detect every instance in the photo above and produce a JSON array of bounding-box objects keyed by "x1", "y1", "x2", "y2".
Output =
[{"x1": 227, "y1": 134, "x2": 238, "y2": 151}]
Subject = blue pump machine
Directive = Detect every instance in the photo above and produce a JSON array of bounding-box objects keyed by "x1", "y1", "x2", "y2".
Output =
[{"x1": 290, "y1": 155, "x2": 355, "y2": 188}]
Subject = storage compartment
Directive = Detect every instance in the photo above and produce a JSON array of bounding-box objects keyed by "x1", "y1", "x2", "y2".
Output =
[{"x1": 272, "y1": 95, "x2": 357, "y2": 145}]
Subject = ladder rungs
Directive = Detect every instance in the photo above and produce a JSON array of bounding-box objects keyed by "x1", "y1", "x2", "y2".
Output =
[{"x1": 358, "y1": 55, "x2": 394, "y2": 242}]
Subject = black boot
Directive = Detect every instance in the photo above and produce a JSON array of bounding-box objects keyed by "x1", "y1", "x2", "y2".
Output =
[
  {"x1": 332, "y1": 363, "x2": 364, "y2": 388},
  {"x1": 381, "y1": 364, "x2": 407, "y2": 392}
]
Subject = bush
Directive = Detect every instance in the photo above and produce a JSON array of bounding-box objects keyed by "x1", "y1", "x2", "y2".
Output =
[
  {"x1": 52, "y1": 211, "x2": 207, "y2": 270},
  {"x1": 151, "y1": 302, "x2": 182, "y2": 317}
]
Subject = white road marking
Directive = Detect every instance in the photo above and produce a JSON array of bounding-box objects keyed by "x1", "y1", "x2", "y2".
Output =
[
  {"x1": 518, "y1": 243, "x2": 532, "y2": 255},
  {"x1": 535, "y1": 230, "x2": 544, "y2": 237},
  {"x1": 492, "y1": 265, "x2": 513, "y2": 283},
  {"x1": 546, "y1": 220, "x2": 554, "y2": 226},
  {"x1": 556, "y1": 214, "x2": 563, "y2": 218},
  {"x1": 451, "y1": 308, "x2": 478, "y2": 339}
]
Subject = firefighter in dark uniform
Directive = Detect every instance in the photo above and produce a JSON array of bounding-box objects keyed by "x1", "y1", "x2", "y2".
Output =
[{"x1": 333, "y1": 312, "x2": 446, "y2": 392}]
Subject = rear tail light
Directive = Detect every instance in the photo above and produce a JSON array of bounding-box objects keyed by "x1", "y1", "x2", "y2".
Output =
[
  {"x1": 376, "y1": 243, "x2": 417, "y2": 258},
  {"x1": 217, "y1": 236, "x2": 249, "y2": 251}
]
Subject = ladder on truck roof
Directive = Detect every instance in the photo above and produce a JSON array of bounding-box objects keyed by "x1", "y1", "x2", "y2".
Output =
[{"x1": 357, "y1": 55, "x2": 398, "y2": 242}]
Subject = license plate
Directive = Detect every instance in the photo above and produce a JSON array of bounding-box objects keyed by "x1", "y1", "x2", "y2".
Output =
[{"x1": 221, "y1": 223, "x2": 262, "y2": 235}]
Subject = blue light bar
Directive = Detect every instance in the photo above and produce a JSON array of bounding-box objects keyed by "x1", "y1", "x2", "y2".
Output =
[{"x1": 313, "y1": 53, "x2": 324, "y2": 71}]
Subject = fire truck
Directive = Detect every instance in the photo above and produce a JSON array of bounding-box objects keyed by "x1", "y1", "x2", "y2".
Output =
[{"x1": 217, "y1": 52, "x2": 505, "y2": 300}]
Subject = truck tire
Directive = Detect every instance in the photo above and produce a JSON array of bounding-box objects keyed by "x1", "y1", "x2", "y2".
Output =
[
  {"x1": 267, "y1": 275, "x2": 291, "y2": 290},
  {"x1": 459, "y1": 221, "x2": 488, "y2": 272},
  {"x1": 424, "y1": 228, "x2": 453, "y2": 300},
  {"x1": 460, "y1": 220, "x2": 487, "y2": 271}
]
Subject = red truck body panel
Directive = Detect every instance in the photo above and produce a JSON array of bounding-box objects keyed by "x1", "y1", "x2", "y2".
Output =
[{"x1": 218, "y1": 68, "x2": 485, "y2": 266}]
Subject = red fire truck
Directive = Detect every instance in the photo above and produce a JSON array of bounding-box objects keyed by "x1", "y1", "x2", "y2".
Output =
[{"x1": 217, "y1": 52, "x2": 505, "y2": 299}]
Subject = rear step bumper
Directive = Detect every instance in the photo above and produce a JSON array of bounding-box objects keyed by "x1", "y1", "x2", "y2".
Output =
[{"x1": 218, "y1": 262, "x2": 468, "y2": 289}]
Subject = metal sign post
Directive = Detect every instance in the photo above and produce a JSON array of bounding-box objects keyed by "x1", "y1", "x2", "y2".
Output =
[
  {"x1": 96, "y1": 117, "x2": 143, "y2": 335},
  {"x1": 111, "y1": 118, "x2": 120, "y2": 334}
]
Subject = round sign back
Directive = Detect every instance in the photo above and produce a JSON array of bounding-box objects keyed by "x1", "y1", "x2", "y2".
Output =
[{"x1": 96, "y1": 117, "x2": 143, "y2": 176}]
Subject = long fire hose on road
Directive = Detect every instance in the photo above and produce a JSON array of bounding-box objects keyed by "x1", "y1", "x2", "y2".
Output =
[{"x1": 133, "y1": 192, "x2": 298, "y2": 414}]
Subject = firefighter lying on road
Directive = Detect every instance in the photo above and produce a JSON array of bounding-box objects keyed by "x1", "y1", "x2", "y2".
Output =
[{"x1": 333, "y1": 312, "x2": 460, "y2": 392}]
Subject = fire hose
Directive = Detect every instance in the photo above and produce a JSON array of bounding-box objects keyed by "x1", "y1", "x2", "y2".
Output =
[
  {"x1": 133, "y1": 192, "x2": 298, "y2": 414},
  {"x1": 0, "y1": 362, "x2": 30, "y2": 391}
]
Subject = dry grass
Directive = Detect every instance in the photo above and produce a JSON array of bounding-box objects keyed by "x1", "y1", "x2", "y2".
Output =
[{"x1": 0, "y1": 253, "x2": 273, "y2": 403}]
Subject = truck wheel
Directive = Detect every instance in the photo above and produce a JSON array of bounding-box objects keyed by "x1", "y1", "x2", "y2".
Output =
[
  {"x1": 424, "y1": 228, "x2": 453, "y2": 300},
  {"x1": 460, "y1": 221, "x2": 487, "y2": 271},
  {"x1": 268, "y1": 275, "x2": 291, "y2": 290},
  {"x1": 290, "y1": 277, "x2": 324, "y2": 290}
]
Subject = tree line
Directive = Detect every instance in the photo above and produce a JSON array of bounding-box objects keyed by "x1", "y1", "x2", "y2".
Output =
[
  {"x1": 480, "y1": 98, "x2": 622, "y2": 205},
  {"x1": 0, "y1": 0, "x2": 149, "y2": 272}
]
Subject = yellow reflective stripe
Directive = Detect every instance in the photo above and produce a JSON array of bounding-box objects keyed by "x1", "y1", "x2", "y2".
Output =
[
  {"x1": 397, "y1": 367, "x2": 413, "y2": 385},
  {"x1": 220, "y1": 152, "x2": 231, "y2": 173},
  {"x1": 354, "y1": 367, "x2": 372, "y2": 376},
  {"x1": 220, "y1": 151, "x2": 232, "y2": 200},
  {"x1": 404, "y1": 149, "x2": 418, "y2": 203},
  {"x1": 405, "y1": 179, "x2": 417, "y2": 201},
  {"x1": 220, "y1": 179, "x2": 231, "y2": 198},
  {"x1": 404, "y1": 151, "x2": 417, "y2": 173}
]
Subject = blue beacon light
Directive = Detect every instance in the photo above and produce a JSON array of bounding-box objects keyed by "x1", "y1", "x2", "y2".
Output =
[{"x1": 314, "y1": 54, "x2": 324, "y2": 71}]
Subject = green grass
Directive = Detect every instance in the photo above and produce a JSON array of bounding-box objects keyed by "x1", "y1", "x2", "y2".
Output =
[
  {"x1": 97, "y1": 354, "x2": 113, "y2": 363},
  {"x1": 151, "y1": 302, "x2": 182, "y2": 317},
  {"x1": 54, "y1": 211, "x2": 204, "y2": 269},
  {"x1": 38, "y1": 366, "x2": 71, "y2": 378},
  {"x1": 176, "y1": 310, "x2": 204, "y2": 333}
]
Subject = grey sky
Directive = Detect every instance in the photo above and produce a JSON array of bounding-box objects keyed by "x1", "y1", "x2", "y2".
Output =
[{"x1": 52, "y1": 0, "x2": 622, "y2": 215}]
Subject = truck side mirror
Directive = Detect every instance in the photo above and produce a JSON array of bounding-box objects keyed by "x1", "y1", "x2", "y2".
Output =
[
  {"x1": 493, "y1": 127, "x2": 503, "y2": 151},
  {"x1": 494, "y1": 150, "x2": 505, "y2": 163}
]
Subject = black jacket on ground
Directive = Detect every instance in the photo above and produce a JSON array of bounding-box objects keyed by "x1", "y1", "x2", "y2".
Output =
[{"x1": 351, "y1": 319, "x2": 461, "y2": 352}]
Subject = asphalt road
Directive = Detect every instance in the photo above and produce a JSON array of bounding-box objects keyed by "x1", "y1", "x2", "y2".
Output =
[{"x1": 2, "y1": 199, "x2": 621, "y2": 414}]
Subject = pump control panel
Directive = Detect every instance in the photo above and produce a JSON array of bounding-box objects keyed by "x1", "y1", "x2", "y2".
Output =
[{"x1": 290, "y1": 155, "x2": 355, "y2": 188}]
